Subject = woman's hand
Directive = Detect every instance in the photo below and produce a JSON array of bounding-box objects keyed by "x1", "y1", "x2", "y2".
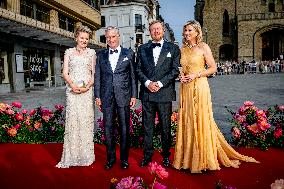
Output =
[
  {"x1": 179, "y1": 74, "x2": 196, "y2": 83},
  {"x1": 70, "y1": 84, "x2": 81, "y2": 93},
  {"x1": 187, "y1": 73, "x2": 197, "y2": 82},
  {"x1": 179, "y1": 74, "x2": 188, "y2": 83},
  {"x1": 77, "y1": 87, "x2": 89, "y2": 94}
]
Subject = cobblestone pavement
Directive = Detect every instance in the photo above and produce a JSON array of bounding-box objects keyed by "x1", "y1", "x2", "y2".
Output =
[{"x1": 1, "y1": 73, "x2": 283, "y2": 139}]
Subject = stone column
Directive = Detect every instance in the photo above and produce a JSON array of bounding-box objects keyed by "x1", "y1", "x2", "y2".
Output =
[
  {"x1": 53, "y1": 45, "x2": 63, "y2": 86},
  {"x1": 7, "y1": 0, "x2": 20, "y2": 14},
  {"x1": 50, "y1": 9, "x2": 59, "y2": 28},
  {"x1": 11, "y1": 43, "x2": 25, "y2": 92}
]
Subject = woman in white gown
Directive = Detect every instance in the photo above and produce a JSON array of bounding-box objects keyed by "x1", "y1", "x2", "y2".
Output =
[{"x1": 56, "y1": 26, "x2": 96, "y2": 168}]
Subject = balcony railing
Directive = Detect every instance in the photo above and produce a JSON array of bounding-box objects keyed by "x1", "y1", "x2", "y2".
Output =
[
  {"x1": 135, "y1": 24, "x2": 144, "y2": 32},
  {"x1": 238, "y1": 12, "x2": 284, "y2": 21}
]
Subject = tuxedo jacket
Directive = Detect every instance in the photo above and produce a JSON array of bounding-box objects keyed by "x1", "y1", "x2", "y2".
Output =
[
  {"x1": 94, "y1": 47, "x2": 137, "y2": 108},
  {"x1": 136, "y1": 40, "x2": 180, "y2": 102}
]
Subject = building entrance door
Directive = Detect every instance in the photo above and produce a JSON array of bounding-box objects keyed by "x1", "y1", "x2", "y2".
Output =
[{"x1": 261, "y1": 28, "x2": 284, "y2": 61}]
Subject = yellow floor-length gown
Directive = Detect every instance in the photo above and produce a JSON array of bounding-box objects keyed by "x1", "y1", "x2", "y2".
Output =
[{"x1": 173, "y1": 46, "x2": 259, "y2": 173}]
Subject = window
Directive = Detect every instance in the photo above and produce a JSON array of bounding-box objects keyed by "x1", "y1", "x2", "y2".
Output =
[
  {"x1": 135, "y1": 14, "x2": 143, "y2": 32},
  {"x1": 100, "y1": 35, "x2": 106, "y2": 43},
  {"x1": 222, "y1": 10, "x2": 229, "y2": 36},
  {"x1": 122, "y1": 14, "x2": 130, "y2": 27},
  {"x1": 36, "y1": 5, "x2": 50, "y2": 23},
  {"x1": 136, "y1": 34, "x2": 143, "y2": 44},
  {"x1": 82, "y1": 0, "x2": 100, "y2": 10},
  {"x1": 101, "y1": 16, "x2": 105, "y2": 27},
  {"x1": 0, "y1": 0, "x2": 7, "y2": 8},
  {"x1": 20, "y1": 0, "x2": 50, "y2": 24},
  {"x1": 100, "y1": 0, "x2": 106, "y2": 5},
  {"x1": 268, "y1": 2, "x2": 275, "y2": 12},
  {"x1": 20, "y1": 0, "x2": 34, "y2": 19},
  {"x1": 110, "y1": 15, "x2": 118, "y2": 26},
  {"x1": 59, "y1": 13, "x2": 75, "y2": 32}
]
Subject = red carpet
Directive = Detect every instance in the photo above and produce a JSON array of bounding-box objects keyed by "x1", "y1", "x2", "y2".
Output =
[{"x1": 0, "y1": 144, "x2": 283, "y2": 189}]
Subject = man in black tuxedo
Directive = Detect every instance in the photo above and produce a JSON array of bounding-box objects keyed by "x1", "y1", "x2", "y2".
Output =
[
  {"x1": 136, "y1": 20, "x2": 180, "y2": 167},
  {"x1": 95, "y1": 26, "x2": 137, "y2": 170}
]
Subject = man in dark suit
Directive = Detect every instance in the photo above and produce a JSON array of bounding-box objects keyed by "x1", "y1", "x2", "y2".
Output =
[
  {"x1": 136, "y1": 20, "x2": 180, "y2": 167},
  {"x1": 94, "y1": 26, "x2": 137, "y2": 170}
]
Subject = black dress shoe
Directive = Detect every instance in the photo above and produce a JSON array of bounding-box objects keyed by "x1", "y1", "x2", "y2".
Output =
[
  {"x1": 121, "y1": 161, "x2": 129, "y2": 169},
  {"x1": 104, "y1": 161, "x2": 115, "y2": 170},
  {"x1": 163, "y1": 157, "x2": 171, "y2": 167},
  {"x1": 140, "y1": 158, "x2": 151, "y2": 167}
]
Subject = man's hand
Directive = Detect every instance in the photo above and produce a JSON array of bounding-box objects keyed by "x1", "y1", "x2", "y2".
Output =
[
  {"x1": 95, "y1": 98, "x2": 102, "y2": 112},
  {"x1": 130, "y1": 98, "x2": 136, "y2": 108},
  {"x1": 148, "y1": 82, "x2": 160, "y2": 92},
  {"x1": 95, "y1": 98, "x2": 101, "y2": 106}
]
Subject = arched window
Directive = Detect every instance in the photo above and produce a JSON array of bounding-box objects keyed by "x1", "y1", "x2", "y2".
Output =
[
  {"x1": 222, "y1": 10, "x2": 229, "y2": 36},
  {"x1": 268, "y1": 2, "x2": 275, "y2": 12}
]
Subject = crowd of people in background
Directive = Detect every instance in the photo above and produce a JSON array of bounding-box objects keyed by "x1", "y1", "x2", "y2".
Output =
[{"x1": 215, "y1": 58, "x2": 284, "y2": 75}]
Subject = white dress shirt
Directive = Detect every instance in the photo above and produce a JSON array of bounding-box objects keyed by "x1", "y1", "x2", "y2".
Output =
[
  {"x1": 109, "y1": 46, "x2": 121, "y2": 72},
  {"x1": 145, "y1": 39, "x2": 164, "y2": 88}
]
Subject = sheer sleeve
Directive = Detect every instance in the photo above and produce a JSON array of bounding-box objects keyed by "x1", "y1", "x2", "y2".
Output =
[{"x1": 90, "y1": 49, "x2": 96, "y2": 74}]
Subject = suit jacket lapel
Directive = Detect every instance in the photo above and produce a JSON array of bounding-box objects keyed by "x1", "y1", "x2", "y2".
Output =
[
  {"x1": 155, "y1": 42, "x2": 170, "y2": 68},
  {"x1": 114, "y1": 47, "x2": 126, "y2": 73},
  {"x1": 145, "y1": 42, "x2": 155, "y2": 67},
  {"x1": 102, "y1": 49, "x2": 113, "y2": 73}
]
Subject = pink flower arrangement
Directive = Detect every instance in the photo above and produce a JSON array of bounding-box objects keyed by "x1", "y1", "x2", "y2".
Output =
[
  {"x1": 11, "y1": 101, "x2": 22, "y2": 109},
  {"x1": 111, "y1": 162, "x2": 168, "y2": 189},
  {"x1": 271, "y1": 179, "x2": 284, "y2": 189},
  {"x1": 148, "y1": 162, "x2": 169, "y2": 180},
  {"x1": 0, "y1": 102, "x2": 65, "y2": 143},
  {"x1": 228, "y1": 102, "x2": 284, "y2": 150}
]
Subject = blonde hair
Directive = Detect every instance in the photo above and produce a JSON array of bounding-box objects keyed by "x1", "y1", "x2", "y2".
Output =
[
  {"x1": 149, "y1": 20, "x2": 165, "y2": 30},
  {"x1": 75, "y1": 25, "x2": 92, "y2": 38},
  {"x1": 182, "y1": 20, "x2": 203, "y2": 45}
]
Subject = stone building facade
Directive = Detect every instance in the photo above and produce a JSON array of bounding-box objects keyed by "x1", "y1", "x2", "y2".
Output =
[
  {"x1": 97, "y1": 0, "x2": 175, "y2": 52},
  {"x1": 195, "y1": 0, "x2": 284, "y2": 63},
  {"x1": 0, "y1": 0, "x2": 104, "y2": 93}
]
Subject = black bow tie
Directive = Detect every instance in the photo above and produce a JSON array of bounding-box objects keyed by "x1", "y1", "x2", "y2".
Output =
[
  {"x1": 151, "y1": 43, "x2": 161, "y2": 48},
  {"x1": 110, "y1": 49, "x2": 118, "y2": 54}
]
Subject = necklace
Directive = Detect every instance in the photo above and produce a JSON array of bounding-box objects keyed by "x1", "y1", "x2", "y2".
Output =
[
  {"x1": 76, "y1": 47, "x2": 86, "y2": 54},
  {"x1": 188, "y1": 43, "x2": 197, "y2": 49}
]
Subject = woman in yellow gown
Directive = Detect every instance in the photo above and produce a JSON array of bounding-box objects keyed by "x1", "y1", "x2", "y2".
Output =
[{"x1": 173, "y1": 20, "x2": 259, "y2": 173}]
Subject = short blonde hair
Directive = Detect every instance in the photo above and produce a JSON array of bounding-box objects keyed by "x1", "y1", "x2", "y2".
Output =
[
  {"x1": 149, "y1": 20, "x2": 165, "y2": 30},
  {"x1": 182, "y1": 20, "x2": 203, "y2": 45},
  {"x1": 75, "y1": 25, "x2": 92, "y2": 38}
]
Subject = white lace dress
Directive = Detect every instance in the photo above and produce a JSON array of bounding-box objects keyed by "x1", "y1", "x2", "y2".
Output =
[{"x1": 56, "y1": 47, "x2": 96, "y2": 168}]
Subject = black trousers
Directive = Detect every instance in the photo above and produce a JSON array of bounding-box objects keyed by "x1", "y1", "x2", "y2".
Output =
[
  {"x1": 142, "y1": 101, "x2": 172, "y2": 159},
  {"x1": 102, "y1": 99, "x2": 130, "y2": 163}
]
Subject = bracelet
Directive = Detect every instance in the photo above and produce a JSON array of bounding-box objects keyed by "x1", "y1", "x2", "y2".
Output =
[{"x1": 197, "y1": 72, "x2": 202, "y2": 78}]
